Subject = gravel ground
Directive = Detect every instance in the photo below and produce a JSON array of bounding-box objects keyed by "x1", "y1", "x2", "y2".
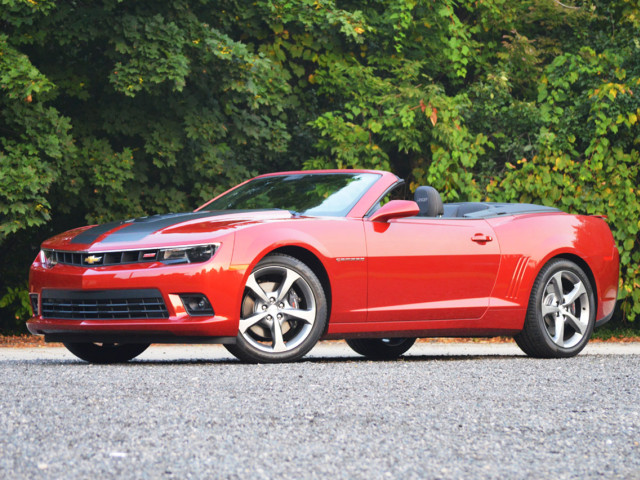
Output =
[{"x1": 1, "y1": 342, "x2": 639, "y2": 479}]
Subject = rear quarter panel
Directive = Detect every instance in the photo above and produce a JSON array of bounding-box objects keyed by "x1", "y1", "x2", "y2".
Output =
[{"x1": 487, "y1": 213, "x2": 619, "y2": 326}]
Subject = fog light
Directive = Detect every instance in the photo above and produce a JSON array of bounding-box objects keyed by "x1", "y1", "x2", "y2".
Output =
[
  {"x1": 29, "y1": 293, "x2": 39, "y2": 316},
  {"x1": 180, "y1": 294, "x2": 214, "y2": 316}
]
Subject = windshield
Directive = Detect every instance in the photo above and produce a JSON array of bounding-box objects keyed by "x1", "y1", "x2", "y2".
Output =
[{"x1": 204, "y1": 173, "x2": 380, "y2": 217}]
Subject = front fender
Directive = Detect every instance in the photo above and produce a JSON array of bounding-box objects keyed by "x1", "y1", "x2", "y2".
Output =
[{"x1": 230, "y1": 218, "x2": 368, "y2": 324}]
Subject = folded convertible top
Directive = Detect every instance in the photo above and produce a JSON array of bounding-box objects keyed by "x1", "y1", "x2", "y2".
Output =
[{"x1": 442, "y1": 202, "x2": 562, "y2": 218}]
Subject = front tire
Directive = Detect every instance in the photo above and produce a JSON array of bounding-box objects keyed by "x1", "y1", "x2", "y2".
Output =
[
  {"x1": 63, "y1": 342, "x2": 150, "y2": 364},
  {"x1": 346, "y1": 338, "x2": 416, "y2": 360},
  {"x1": 515, "y1": 259, "x2": 595, "y2": 358},
  {"x1": 225, "y1": 254, "x2": 328, "y2": 363}
]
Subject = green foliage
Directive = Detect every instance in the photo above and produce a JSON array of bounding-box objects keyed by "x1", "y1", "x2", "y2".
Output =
[
  {"x1": 0, "y1": 284, "x2": 31, "y2": 333},
  {"x1": 0, "y1": 0, "x2": 639, "y2": 330},
  {"x1": 487, "y1": 43, "x2": 640, "y2": 319},
  {"x1": 0, "y1": 33, "x2": 73, "y2": 241}
]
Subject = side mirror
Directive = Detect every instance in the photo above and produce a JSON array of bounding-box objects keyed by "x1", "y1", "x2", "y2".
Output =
[{"x1": 369, "y1": 200, "x2": 419, "y2": 223}]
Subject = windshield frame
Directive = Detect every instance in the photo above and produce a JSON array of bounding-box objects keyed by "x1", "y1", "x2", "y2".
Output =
[
  {"x1": 197, "y1": 172, "x2": 383, "y2": 218},
  {"x1": 196, "y1": 170, "x2": 403, "y2": 219}
]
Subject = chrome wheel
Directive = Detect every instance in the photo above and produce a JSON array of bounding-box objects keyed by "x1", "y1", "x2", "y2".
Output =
[
  {"x1": 225, "y1": 254, "x2": 327, "y2": 363},
  {"x1": 240, "y1": 265, "x2": 317, "y2": 353},
  {"x1": 514, "y1": 259, "x2": 595, "y2": 358},
  {"x1": 540, "y1": 270, "x2": 590, "y2": 348}
]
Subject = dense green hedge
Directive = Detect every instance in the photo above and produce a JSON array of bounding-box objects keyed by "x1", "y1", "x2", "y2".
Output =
[{"x1": 1, "y1": 0, "x2": 638, "y2": 332}]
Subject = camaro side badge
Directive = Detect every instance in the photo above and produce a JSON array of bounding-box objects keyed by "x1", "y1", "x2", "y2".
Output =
[
  {"x1": 85, "y1": 255, "x2": 103, "y2": 265},
  {"x1": 336, "y1": 257, "x2": 365, "y2": 262}
]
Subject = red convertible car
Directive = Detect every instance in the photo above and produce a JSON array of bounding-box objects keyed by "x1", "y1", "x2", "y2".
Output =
[{"x1": 27, "y1": 170, "x2": 619, "y2": 363}]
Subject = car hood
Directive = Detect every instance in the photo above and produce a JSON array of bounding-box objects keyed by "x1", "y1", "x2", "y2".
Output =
[{"x1": 41, "y1": 209, "x2": 294, "y2": 251}]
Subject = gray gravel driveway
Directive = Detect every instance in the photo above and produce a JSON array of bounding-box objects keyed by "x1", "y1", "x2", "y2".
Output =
[{"x1": 1, "y1": 341, "x2": 639, "y2": 479}]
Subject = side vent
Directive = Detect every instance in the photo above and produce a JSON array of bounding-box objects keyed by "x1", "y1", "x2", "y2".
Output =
[{"x1": 506, "y1": 256, "x2": 530, "y2": 300}]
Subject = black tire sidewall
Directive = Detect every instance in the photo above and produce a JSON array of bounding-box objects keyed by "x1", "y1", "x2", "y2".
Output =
[
  {"x1": 346, "y1": 338, "x2": 416, "y2": 360},
  {"x1": 63, "y1": 342, "x2": 150, "y2": 363}
]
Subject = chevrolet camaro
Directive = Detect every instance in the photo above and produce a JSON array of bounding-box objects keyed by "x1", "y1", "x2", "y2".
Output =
[{"x1": 27, "y1": 170, "x2": 619, "y2": 363}]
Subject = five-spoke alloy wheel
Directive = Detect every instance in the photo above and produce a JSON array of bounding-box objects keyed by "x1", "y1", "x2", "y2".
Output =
[
  {"x1": 515, "y1": 259, "x2": 595, "y2": 358},
  {"x1": 225, "y1": 254, "x2": 328, "y2": 363}
]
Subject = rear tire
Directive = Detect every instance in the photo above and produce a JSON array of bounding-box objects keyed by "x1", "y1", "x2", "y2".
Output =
[
  {"x1": 515, "y1": 259, "x2": 595, "y2": 358},
  {"x1": 346, "y1": 338, "x2": 416, "y2": 360},
  {"x1": 63, "y1": 342, "x2": 150, "y2": 364}
]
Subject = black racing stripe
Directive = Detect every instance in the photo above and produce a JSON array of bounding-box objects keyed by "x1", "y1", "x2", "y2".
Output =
[
  {"x1": 98, "y1": 209, "x2": 278, "y2": 244},
  {"x1": 70, "y1": 220, "x2": 128, "y2": 245}
]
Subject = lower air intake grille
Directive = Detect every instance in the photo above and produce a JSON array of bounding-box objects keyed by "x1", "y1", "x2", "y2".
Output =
[{"x1": 41, "y1": 289, "x2": 169, "y2": 320}]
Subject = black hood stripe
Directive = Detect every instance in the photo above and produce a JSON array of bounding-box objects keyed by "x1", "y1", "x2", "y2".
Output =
[
  {"x1": 71, "y1": 209, "x2": 279, "y2": 245},
  {"x1": 70, "y1": 220, "x2": 128, "y2": 245}
]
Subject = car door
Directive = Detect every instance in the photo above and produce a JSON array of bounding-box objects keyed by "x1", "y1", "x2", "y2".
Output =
[{"x1": 364, "y1": 217, "x2": 500, "y2": 322}]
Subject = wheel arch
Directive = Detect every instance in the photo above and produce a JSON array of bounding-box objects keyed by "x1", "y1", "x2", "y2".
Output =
[
  {"x1": 530, "y1": 252, "x2": 598, "y2": 317},
  {"x1": 553, "y1": 252, "x2": 598, "y2": 313}
]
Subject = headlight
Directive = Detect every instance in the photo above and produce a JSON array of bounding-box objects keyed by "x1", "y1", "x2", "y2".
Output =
[
  {"x1": 159, "y1": 244, "x2": 218, "y2": 264},
  {"x1": 41, "y1": 250, "x2": 58, "y2": 268}
]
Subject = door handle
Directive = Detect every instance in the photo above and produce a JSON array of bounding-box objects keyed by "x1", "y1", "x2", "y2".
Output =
[{"x1": 471, "y1": 233, "x2": 493, "y2": 243}]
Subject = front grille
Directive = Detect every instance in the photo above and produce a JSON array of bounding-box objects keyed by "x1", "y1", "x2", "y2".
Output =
[
  {"x1": 41, "y1": 289, "x2": 169, "y2": 320},
  {"x1": 44, "y1": 249, "x2": 159, "y2": 267}
]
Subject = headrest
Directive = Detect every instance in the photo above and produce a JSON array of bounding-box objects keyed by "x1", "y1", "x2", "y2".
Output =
[{"x1": 414, "y1": 186, "x2": 444, "y2": 217}]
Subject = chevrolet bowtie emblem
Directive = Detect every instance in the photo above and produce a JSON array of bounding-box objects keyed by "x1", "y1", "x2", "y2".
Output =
[{"x1": 85, "y1": 255, "x2": 103, "y2": 265}]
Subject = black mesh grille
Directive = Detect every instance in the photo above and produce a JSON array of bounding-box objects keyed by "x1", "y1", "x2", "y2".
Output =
[
  {"x1": 43, "y1": 249, "x2": 159, "y2": 267},
  {"x1": 41, "y1": 289, "x2": 169, "y2": 320}
]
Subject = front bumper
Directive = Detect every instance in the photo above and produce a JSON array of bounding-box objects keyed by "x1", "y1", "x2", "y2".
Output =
[
  {"x1": 27, "y1": 244, "x2": 245, "y2": 341},
  {"x1": 595, "y1": 308, "x2": 615, "y2": 329}
]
